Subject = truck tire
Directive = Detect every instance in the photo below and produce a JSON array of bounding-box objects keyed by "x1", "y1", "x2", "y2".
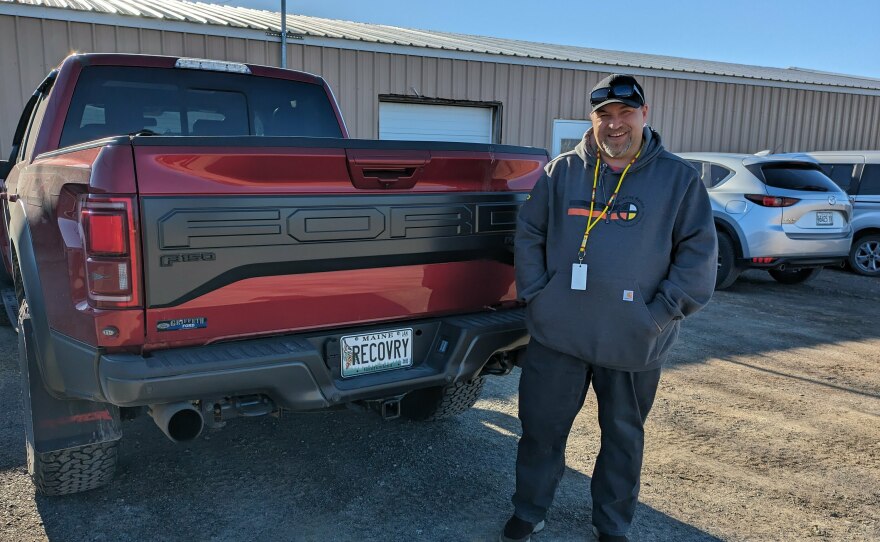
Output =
[
  {"x1": 0, "y1": 252, "x2": 23, "y2": 327},
  {"x1": 0, "y1": 285, "x2": 16, "y2": 327},
  {"x1": 715, "y1": 232, "x2": 741, "y2": 290},
  {"x1": 848, "y1": 234, "x2": 880, "y2": 276},
  {"x1": 0, "y1": 252, "x2": 13, "y2": 286},
  {"x1": 28, "y1": 442, "x2": 119, "y2": 496},
  {"x1": 0, "y1": 297, "x2": 10, "y2": 326},
  {"x1": 401, "y1": 377, "x2": 486, "y2": 421},
  {"x1": 19, "y1": 300, "x2": 118, "y2": 495},
  {"x1": 768, "y1": 267, "x2": 823, "y2": 285}
]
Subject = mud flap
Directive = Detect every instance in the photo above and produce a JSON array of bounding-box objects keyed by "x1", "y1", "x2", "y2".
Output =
[{"x1": 19, "y1": 315, "x2": 121, "y2": 454}]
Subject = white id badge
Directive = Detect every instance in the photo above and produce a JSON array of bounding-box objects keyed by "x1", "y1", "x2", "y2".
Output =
[{"x1": 571, "y1": 263, "x2": 588, "y2": 290}]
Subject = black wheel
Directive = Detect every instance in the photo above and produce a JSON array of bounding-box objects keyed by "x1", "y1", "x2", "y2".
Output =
[
  {"x1": 401, "y1": 377, "x2": 485, "y2": 421},
  {"x1": 848, "y1": 234, "x2": 880, "y2": 277},
  {"x1": 0, "y1": 259, "x2": 12, "y2": 286},
  {"x1": 768, "y1": 267, "x2": 823, "y2": 285},
  {"x1": 1, "y1": 252, "x2": 23, "y2": 328},
  {"x1": 715, "y1": 232, "x2": 741, "y2": 290},
  {"x1": 19, "y1": 300, "x2": 118, "y2": 495},
  {"x1": 0, "y1": 282, "x2": 15, "y2": 327},
  {"x1": 27, "y1": 442, "x2": 119, "y2": 496},
  {"x1": 0, "y1": 294, "x2": 10, "y2": 326}
]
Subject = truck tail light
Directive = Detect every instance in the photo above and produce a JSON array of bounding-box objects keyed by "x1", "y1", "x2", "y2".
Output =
[
  {"x1": 78, "y1": 196, "x2": 142, "y2": 308},
  {"x1": 82, "y1": 212, "x2": 127, "y2": 255},
  {"x1": 744, "y1": 194, "x2": 800, "y2": 207}
]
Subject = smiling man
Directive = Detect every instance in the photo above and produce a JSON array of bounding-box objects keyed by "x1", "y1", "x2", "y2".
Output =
[{"x1": 500, "y1": 74, "x2": 718, "y2": 542}]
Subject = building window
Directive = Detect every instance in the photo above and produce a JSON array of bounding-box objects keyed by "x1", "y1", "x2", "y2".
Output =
[{"x1": 552, "y1": 119, "x2": 591, "y2": 157}]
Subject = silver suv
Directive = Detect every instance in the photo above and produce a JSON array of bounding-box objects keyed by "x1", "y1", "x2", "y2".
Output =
[
  {"x1": 794, "y1": 151, "x2": 880, "y2": 276},
  {"x1": 678, "y1": 153, "x2": 853, "y2": 289}
]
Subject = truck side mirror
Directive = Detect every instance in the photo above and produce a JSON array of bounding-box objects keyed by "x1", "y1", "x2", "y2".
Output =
[{"x1": 0, "y1": 160, "x2": 10, "y2": 181}]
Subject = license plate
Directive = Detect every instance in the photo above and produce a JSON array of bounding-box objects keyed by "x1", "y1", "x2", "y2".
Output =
[
  {"x1": 340, "y1": 328, "x2": 413, "y2": 378},
  {"x1": 816, "y1": 211, "x2": 833, "y2": 226}
]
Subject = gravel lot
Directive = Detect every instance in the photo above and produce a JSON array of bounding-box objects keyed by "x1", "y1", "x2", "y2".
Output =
[{"x1": 1, "y1": 268, "x2": 878, "y2": 542}]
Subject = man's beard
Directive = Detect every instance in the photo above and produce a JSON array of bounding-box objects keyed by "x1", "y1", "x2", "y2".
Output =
[{"x1": 600, "y1": 136, "x2": 633, "y2": 158}]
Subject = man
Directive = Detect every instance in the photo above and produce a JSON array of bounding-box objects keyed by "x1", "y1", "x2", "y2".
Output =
[{"x1": 500, "y1": 74, "x2": 717, "y2": 542}]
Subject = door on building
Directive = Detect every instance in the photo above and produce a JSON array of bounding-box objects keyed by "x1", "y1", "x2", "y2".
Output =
[
  {"x1": 552, "y1": 119, "x2": 591, "y2": 157},
  {"x1": 378, "y1": 101, "x2": 495, "y2": 143}
]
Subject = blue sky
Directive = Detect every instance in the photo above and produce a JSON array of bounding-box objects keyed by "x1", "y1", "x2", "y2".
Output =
[{"x1": 224, "y1": 0, "x2": 880, "y2": 80}]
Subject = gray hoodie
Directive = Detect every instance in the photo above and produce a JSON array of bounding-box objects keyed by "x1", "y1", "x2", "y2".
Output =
[{"x1": 515, "y1": 127, "x2": 717, "y2": 371}]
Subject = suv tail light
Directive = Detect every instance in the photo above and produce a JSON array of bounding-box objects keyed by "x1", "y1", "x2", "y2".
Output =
[
  {"x1": 78, "y1": 195, "x2": 142, "y2": 308},
  {"x1": 744, "y1": 194, "x2": 800, "y2": 207}
]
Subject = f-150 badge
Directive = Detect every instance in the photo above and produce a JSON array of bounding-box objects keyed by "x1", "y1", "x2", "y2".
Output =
[{"x1": 160, "y1": 252, "x2": 216, "y2": 267}]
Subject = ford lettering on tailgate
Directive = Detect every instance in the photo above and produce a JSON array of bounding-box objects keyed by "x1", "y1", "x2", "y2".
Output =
[
  {"x1": 142, "y1": 193, "x2": 524, "y2": 308},
  {"x1": 156, "y1": 202, "x2": 519, "y2": 249}
]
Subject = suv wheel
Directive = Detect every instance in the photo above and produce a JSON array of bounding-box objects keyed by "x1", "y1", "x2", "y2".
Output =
[
  {"x1": 715, "y1": 232, "x2": 741, "y2": 290},
  {"x1": 848, "y1": 234, "x2": 880, "y2": 276},
  {"x1": 401, "y1": 377, "x2": 485, "y2": 421},
  {"x1": 768, "y1": 267, "x2": 823, "y2": 285}
]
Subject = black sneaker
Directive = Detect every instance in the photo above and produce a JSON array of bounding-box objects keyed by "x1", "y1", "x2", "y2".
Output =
[
  {"x1": 499, "y1": 515, "x2": 546, "y2": 542},
  {"x1": 591, "y1": 525, "x2": 629, "y2": 542}
]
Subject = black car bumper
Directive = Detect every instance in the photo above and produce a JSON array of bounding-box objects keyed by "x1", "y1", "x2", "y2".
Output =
[{"x1": 92, "y1": 308, "x2": 528, "y2": 409}]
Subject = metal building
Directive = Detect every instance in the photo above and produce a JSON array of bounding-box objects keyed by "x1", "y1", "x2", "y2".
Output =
[{"x1": 1, "y1": 0, "x2": 879, "y2": 158}]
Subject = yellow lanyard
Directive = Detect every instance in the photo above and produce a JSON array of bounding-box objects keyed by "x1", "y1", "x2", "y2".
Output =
[{"x1": 577, "y1": 149, "x2": 642, "y2": 263}]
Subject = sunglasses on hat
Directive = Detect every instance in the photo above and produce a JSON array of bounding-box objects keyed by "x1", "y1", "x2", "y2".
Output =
[{"x1": 590, "y1": 83, "x2": 645, "y2": 107}]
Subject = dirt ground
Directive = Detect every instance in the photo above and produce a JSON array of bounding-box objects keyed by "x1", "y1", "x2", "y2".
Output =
[{"x1": 0, "y1": 268, "x2": 878, "y2": 542}]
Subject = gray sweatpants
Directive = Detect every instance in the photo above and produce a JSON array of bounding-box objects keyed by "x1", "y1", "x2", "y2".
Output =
[{"x1": 512, "y1": 339, "x2": 662, "y2": 536}]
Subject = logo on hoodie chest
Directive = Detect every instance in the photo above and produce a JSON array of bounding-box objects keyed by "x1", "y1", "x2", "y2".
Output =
[{"x1": 567, "y1": 196, "x2": 644, "y2": 227}]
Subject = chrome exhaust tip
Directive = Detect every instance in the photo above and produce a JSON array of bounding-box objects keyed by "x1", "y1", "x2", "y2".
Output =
[{"x1": 149, "y1": 402, "x2": 204, "y2": 443}]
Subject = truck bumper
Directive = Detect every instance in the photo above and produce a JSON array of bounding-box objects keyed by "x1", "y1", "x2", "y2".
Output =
[{"x1": 92, "y1": 308, "x2": 528, "y2": 409}]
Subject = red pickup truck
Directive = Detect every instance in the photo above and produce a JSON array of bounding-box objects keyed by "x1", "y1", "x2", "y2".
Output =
[{"x1": 0, "y1": 54, "x2": 546, "y2": 495}]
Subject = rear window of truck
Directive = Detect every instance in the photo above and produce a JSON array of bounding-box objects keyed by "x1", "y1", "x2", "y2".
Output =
[{"x1": 60, "y1": 66, "x2": 342, "y2": 148}]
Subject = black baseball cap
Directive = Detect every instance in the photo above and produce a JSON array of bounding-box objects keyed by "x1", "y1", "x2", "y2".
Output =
[{"x1": 590, "y1": 74, "x2": 646, "y2": 112}]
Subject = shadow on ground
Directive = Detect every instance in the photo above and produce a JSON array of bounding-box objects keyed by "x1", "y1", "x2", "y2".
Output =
[
  {"x1": 9, "y1": 402, "x2": 723, "y2": 541},
  {"x1": 669, "y1": 268, "x2": 879, "y2": 367}
]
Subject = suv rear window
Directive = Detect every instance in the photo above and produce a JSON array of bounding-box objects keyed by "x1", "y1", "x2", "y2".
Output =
[
  {"x1": 750, "y1": 163, "x2": 840, "y2": 193},
  {"x1": 60, "y1": 66, "x2": 342, "y2": 148}
]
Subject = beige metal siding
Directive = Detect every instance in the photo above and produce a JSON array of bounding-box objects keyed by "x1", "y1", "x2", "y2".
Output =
[
  {"x1": 1, "y1": 13, "x2": 879, "y2": 159},
  {"x1": 0, "y1": 16, "x2": 21, "y2": 155}
]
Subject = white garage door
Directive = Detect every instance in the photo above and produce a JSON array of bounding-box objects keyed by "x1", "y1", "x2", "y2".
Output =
[{"x1": 379, "y1": 102, "x2": 494, "y2": 143}]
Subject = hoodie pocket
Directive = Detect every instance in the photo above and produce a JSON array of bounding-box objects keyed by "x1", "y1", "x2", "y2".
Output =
[{"x1": 526, "y1": 273, "x2": 665, "y2": 368}]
